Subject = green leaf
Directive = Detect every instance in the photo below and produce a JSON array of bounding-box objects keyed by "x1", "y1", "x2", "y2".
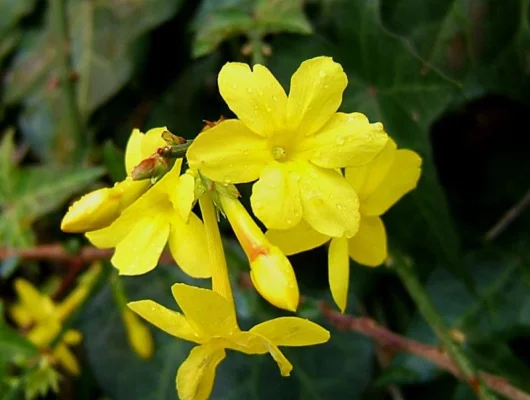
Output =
[
  {"x1": 0, "y1": 0, "x2": 38, "y2": 35},
  {"x1": 384, "y1": 253, "x2": 530, "y2": 389},
  {"x1": 0, "y1": 165, "x2": 105, "y2": 248},
  {"x1": 3, "y1": 0, "x2": 185, "y2": 161},
  {"x1": 81, "y1": 267, "x2": 374, "y2": 400},
  {"x1": 269, "y1": 0, "x2": 461, "y2": 267},
  {"x1": 192, "y1": 0, "x2": 312, "y2": 58},
  {"x1": 380, "y1": 0, "x2": 530, "y2": 101},
  {"x1": 0, "y1": 302, "x2": 39, "y2": 368}
]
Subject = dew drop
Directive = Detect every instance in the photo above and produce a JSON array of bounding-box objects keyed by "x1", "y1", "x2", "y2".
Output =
[
  {"x1": 286, "y1": 219, "x2": 293, "y2": 225},
  {"x1": 290, "y1": 171, "x2": 301, "y2": 181},
  {"x1": 232, "y1": 83, "x2": 239, "y2": 89},
  {"x1": 266, "y1": 106, "x2": 272, "y2": 112},
  {"x1": 319, "y1": 70, "x2": 327, "y2": 78},
  {"x1": 336, "y1": 203, "x2": 345, "y2": 210},
  {"x1": 223, "y1": 176, "x2": 232, "y2": 184},
  {"x1": 336, "y1": 136, "x2": 345, "y2": 145},
  {"x1": 315, "y1": 150, "x2": 321, "y2": 157},
  {"x1": 247, "y1": 87, "x2": 253, "y2": 93}
]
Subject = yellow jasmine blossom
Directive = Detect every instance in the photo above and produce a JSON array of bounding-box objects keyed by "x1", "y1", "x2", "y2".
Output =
[
  {"x1": 61, "y1": 127, "x2": 168, "y2": 233},
  {"x1": 267, "y1": 139, "x2": 422, "y2": 311},
  {"x1": 218, "y1": 189, "x2": 299, "y2": 311},
  {"x1": 121, "y1": 308, "x2": 154, "y2": 359},
  {"x1": 10, "y1": 279, "x2": 91, "y2": 375},
  {"x1": 129, "y1": 283, "x2": 330, "y2": 400},
  {"x1": 86, "y1": 160, "x2": 211, "y2": 278},
  {"x1": 187, "y1": 56, "x2": 388, "y2": 238}
]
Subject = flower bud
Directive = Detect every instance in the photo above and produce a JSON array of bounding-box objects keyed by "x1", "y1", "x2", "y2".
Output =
[
  {"x1": 219, "y1": 192, "x2": 299, "y2": 311},
  {"x1": 250, "y1": 245, "x2": 299, "y2": 312},
  {"x1": 122, "y1": 308, "x2": 154, "y2": 359},
  {"x1": 161, "y1": 130, "x2": 186, "y2": 145},
  {"x1": 131, "y1": 154, "x2": 169, "y2": 181},
  {"x1": 61, "y1": 179, "x2": 149, "y2": 233}
]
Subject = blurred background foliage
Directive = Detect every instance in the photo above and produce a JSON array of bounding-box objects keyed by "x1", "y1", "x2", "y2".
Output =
[{"x1": 0, "y1": 0, "x2": 529, "y2": 399}]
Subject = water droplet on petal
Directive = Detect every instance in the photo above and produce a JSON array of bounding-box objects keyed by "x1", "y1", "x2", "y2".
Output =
[
  {"x1": 232, "y1": 83, "x2": 239, "y2": 89},
  {"x1": 224, "y1": 176, "x2": 232, "y2": 184},
  {"x1": 290, "y1": 171, "x2": 301, "y2": 182},
  {"x1": 315, "y1": 150, "x2": 321, "y2": 157},
  {"x1": 266, "y1": 106, "x2": 272, "y2": 112},
  {"x1": 336, "y1": 203, "x2": 345, "y2": 210},
  {"x1": 336, "y1": 136, "x2": 345, "y2": 145},
  {"x1": 286, "y1": 219, "x2": 292, "y2": 225},
  {"x1": 247, "y1": 87, "x2": 253, "y2": 93},
  {"x1": 319, "y1": 70, "x2": 327, "y2": 78}
]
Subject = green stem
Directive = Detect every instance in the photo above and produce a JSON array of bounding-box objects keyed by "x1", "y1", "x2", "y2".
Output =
[
  {"x1": 158, "y1": 140, "x2": 193, "y2": 159},
  {"x1": 50, "y1": 0, "x2": 84, "y2": 164},
  {"x1": 198, "y1": 191, "x2": 234, "y2": 308},
  {"x1": 249, "y1": 30, "x2": 265, "y2": 66},
  {"x1": 393, "y1": 254, "x2": 495, "y2": 400}
]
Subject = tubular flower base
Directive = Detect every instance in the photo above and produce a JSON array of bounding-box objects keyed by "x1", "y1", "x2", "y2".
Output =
[
  {"x1": 187, "y1": 56, "x2": 388, "y2": 238},
  {"x1": 129, "y1": 284, "x2": 330, "y2": 400},
  {"x1": 61, "y1": 127, "x2": 168, "y2": 232},
  {"x1": 9, "y1": 275, "x2": 97, "y2": 375},
  {"x1": 266, "y1": 139, "x2": 422, "y2": 312},
  {"x1": 219, "y1": 190, "x2": 299, "y2": 311},
  {"x1": 85, "y1": 159, "x2": 211, "y2": 278}
]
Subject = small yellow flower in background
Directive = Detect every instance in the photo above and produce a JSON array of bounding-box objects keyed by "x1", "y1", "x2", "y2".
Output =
[
  {"x1": 129, "y1": 283, "x2": 330, "y2": 400},
  {"x1": 187, "y1": 56, "x2": 388, "y2": 238},
  {"x1": 218, "y1": 189, "x2": 299, "y2": 311},
  {"x1": 267, "y1": 139, "x2": 422, "y2": 312},
  {"x1": 121, "y1": 308, "x2": 154, "y2": 359},
  {"x1": 86, "y1": 159, "x2": 211, "y2": 277},
  {"x1": 9, "y1": 271, "x2": 97, "y2": 375},
  {"x1": 61, "y1": 127, "x2": 167, "y2": 233}
]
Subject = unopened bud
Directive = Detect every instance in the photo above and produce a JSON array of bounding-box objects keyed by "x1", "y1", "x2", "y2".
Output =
[
  {"x1": 219, "y1": 192, "x2": 299, "y2": 311},
  {"x1": 131, "y1": 154, "x2": 169, "y2": 181},
  {"x1": 250, "y1": 245, "x2": 299, "y2": 312},
  {"x1": 201, "y1": 116, "x2": 226, "y2": 132}
]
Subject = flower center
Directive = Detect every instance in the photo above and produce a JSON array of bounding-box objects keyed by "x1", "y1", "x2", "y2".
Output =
[{"x1": 271, "y1": 146, "x2": 288, "y2": 161}]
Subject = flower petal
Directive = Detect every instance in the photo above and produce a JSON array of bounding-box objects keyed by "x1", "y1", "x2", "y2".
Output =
[
  {"x1": 125, "y1": 128, "x2": 143, "y2": 175},
  {"x1": 348, "y1": 216, "x2": 387, "y2": 267},
  {"x1": 122, "y1": 308, "x2": 154, "y2": 359},
  {"x1": 128, "y1": 300, "x2": 200, "y2": 342},
  {"x1": 62, "y1": 330, "x2": 82, "y2": 345},
  {"x1": 250, "y1": 163, "x2": 302, "y2": 230},
  {"x1": 345, "y1": 138, "x2": 397, "y2": 197},
  {"x1": 176, "y1": 343, "x2": 226, "y2": 400},
  {"x1": 14, "y1": 279, "x2": 55, "y2": 322},
  {"x1": 112, "y1": 213, "x2": 170, "y2": 275},
  {"x1": 328, "y1": 237, "x2": 350, "y2": 312},
  {"x1": 171, "y1": 172, "x2": 196, "y2": 222},
  {"x1": 187, "y1": 120, "x2": 271, "y2": 184},
  {"x1": 296, "y1": 112, "x2": 388, "y2": 168},
  {"x1": 286, "y1": 56, "x2": 347, "y2": 136},
  {"x1": 297, "y1": 162, "x2": 360, "y2": 238},
  {"x1": 168, "y1": 211, "x2": 211, "y2": 278},
  {"x1": 265, "y1": 220, "x2": 329, "y2": 256},
  {"x1": 218, "y1": 63, "x2": 287, "y2": 137},
  {"x1": 250, "y1": 317, "x2": 330, "y2": 347},
  {"x1": 254, "y1": 333, "x2": 293, "y2": 376},
  {"x1": 53, "y1": 343, "x2": 80, "y2": 375},
  {"x1": 361, "y1": 149, "x2": 422, "y2": 216},
  {"x1": 171, "y1": 284, "x2": 238, "y2": 337}
]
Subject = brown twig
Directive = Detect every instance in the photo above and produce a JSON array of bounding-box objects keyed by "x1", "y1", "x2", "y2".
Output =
[
  {"x1": 0, "y1": 244, "x2": 174, "y2": 264},
  {"x1": 485, "y1": 190, "x2": 530, "y2": 241},
  {"x1": 319, "y1": 303, "x2": 530, "y2": 400}
]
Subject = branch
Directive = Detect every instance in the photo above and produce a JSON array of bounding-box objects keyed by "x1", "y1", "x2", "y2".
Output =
[
  {"x1": 0, "y1": 244, "x2": 174, "y2": 264},
  {"x1": 319, "y1": 304, "x2": 530, "y2": 400}
]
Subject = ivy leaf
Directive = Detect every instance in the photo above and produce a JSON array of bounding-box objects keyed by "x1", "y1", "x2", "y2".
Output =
[
  {"x1": 192, "y1": 0, "x2": 312, "y2": 58},
  {"x1": 380, "y1": 0, "x2": 530, "y2": 101},
  {"x1": 81, "y1": 267, "x2": 374, "y2": 400}
]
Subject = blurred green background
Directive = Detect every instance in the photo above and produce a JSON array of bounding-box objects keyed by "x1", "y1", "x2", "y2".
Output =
[{"x1": 0, "y1": 0, "x2": 529, "y2": 399}]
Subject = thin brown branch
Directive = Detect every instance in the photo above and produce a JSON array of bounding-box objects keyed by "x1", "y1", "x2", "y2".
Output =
[
  {"x1": 0, "y1": 244, "x2": 174, "y2": 264},
  {"x1": 485, "y1": 190, "x2": 530, "y2": 241},
  {"x1": 319, "y1": 303, "x2": 530, "y2": 400}
]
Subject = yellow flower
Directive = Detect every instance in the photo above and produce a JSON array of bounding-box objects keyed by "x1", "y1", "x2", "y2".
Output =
[
  {"x1": 10, "y1": 279, "x2": 89, "y2": 375},
  {"x1": 129, "y1": 283, "x2": 330, "y2": 400},
  {"x1": 121, "y1": 308, "x2": 154, "y2": 359},
  {"x1": 86, "y1": 160, "x2": 211, "y2": 278},
  {"x1": 266, "y1": 139, "x2": 422, "y2": 311},
  {"x1": 218, "y1": 190, "x2": 299, "y2": 311},
  {"x1": 187, "y1": 56, "x2": 388, "y2": 238},
  {"x1": 61, "y1": 127, "x2": 167, "y2": 233}
]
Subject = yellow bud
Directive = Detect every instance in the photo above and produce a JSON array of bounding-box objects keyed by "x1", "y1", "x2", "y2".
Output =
[
  {"x1": 219, "y1": 192, "x2": 300, "y2": 311},
  {"x1": 61, "y1": 179, "x2": 149, "y2": 233},
  {"x1": 250, "y1": 245, "x2": 299, "y2": 312},
  {"x1": 122, "y1": 308, "x2": 154, "y2": 359},
  {"x1": 61, "y1": 188, "x2": 120, "y2": 233}
]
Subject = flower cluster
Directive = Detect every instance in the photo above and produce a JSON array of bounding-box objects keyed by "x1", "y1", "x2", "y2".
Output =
[{"x1": 61, "y1": 56, "x2": 421, "y2": 400}]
